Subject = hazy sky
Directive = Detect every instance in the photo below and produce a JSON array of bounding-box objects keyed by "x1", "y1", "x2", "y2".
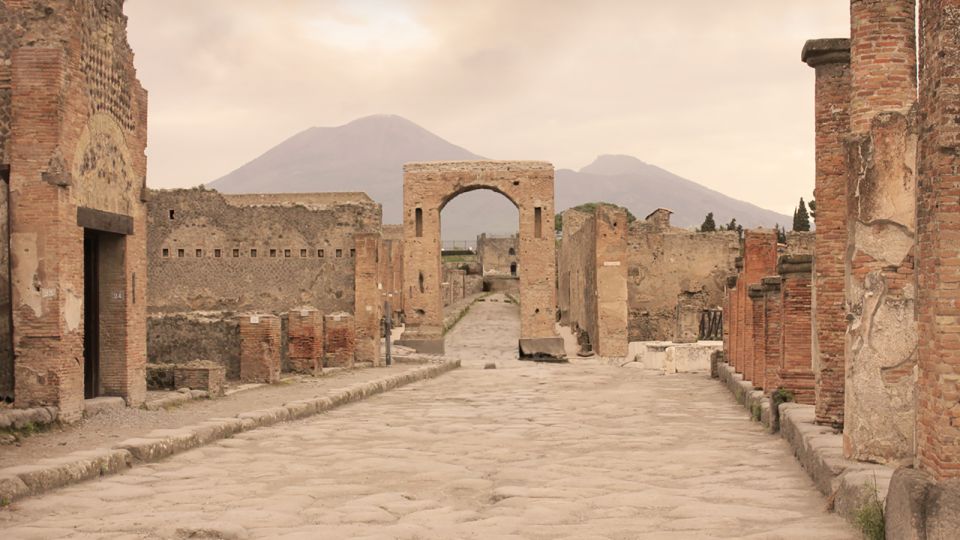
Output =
[{"x1": 125, "y1": 0, "x2": 849, "y2": 216}]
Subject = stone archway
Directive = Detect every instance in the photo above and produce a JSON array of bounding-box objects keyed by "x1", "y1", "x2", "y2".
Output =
[{"x1": 398, "y1": 161, "x2": 564, "y2": 358}]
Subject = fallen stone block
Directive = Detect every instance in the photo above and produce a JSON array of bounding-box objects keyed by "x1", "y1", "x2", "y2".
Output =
[{"x1": 83, "y1": 397, "x2": 125, "y2": 418}]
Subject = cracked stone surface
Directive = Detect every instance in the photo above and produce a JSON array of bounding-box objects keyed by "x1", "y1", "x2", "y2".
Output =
[{"x1": 0, "y1": 295, "x2": 855, "y2": 538}]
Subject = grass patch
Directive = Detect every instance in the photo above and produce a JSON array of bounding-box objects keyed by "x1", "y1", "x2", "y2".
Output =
[{"x1": 855, "y1": 483, "x2": 885, "y2": 540}]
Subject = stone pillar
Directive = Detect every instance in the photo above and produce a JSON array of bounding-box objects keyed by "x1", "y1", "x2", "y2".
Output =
[
  {"x1": 288, "y1": 307, "x2": 323, "y2": 375},
  {"x1": 733, "y1": 258, "x2": 745, "y2": 373},
  {"x1": 353, "y1": 233, "x2": 382, "y2": 366},
  {"x1": 723, "y1": 275, "x2": 737, "y2": 365},
  {"x1": 324, "y1": 312, "x2": 356, "y2": 368},
  {"x1": 844, "y1": 0, "x2": 918, "y2": 464},
  {"x1": 239, "y1": 314, "x2": 281, "y2": 384},
  {"x1": 594, "y1": 206, "x2": 629, "y2": 357},
  {"x1": 779, "y1": 255, "x2": 816, "y2": 404},
  {"x1": 738, "y1": 230, "x2": 779, "y2": 383},
  {"x1": 761, "y1": 277, "x2": 783, "y2": 394},
  {"x1": 748, "y1": 284, "x2": 766, "y2": 390},
  {"x1": 916, "y1": 0, "x2": 960, "y2": 481},
  {"x1": 802, "y1": 38, "x2": 852, "y2": 428}
]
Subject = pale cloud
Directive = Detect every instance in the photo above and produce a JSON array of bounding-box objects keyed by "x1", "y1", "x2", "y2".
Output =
[{"x1": 124, "y1": 0, "x2": 849, "y2": 215}]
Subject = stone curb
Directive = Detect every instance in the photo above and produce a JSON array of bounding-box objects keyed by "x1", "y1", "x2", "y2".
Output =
[
  {"x1": 715, "y1": 361, "x2": 893, "y2": 526},
  {"x1": 0, "y1": 360, "x2": 460, "y2": 505},
  {"x1": 143, "y1": 389, "x2": 210, "y2": 412}
]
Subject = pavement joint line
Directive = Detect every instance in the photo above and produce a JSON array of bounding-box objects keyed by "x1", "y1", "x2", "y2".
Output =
[{"x1": 0, "y1": 360, "x2": 461, "y2": 506}]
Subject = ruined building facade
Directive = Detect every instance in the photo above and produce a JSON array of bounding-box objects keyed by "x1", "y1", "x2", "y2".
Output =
[
  {"x1": 146, "y1": 189, "x2": 388, "y2": 375},
  {"x1": 558, "y1": 205, "x2": 738, "y2": 357},
  {"x1": 0, "y1": 0, "x2": 148, "y2": 421}
]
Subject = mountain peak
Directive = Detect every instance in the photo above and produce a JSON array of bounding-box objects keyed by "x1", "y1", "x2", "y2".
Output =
[{"x1": 580, "y1": 154, "x2": 651, "y2": 176}]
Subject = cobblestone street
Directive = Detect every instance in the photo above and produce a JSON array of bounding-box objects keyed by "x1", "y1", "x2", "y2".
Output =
[{"x1": 0, "y1": 296, "x2": 854, "y2": 539}]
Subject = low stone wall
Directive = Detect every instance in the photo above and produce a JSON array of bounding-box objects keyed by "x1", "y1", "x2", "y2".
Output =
[
  {"x1": 628, "y1": 341, "x2": 721, "y2": 374},
  {"x1": 148, "y1": 313, "x2": 241, "y2": 379}
]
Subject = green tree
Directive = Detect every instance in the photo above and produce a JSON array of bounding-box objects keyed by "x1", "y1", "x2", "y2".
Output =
[
  {"x1": 725, "y1": 218, "x2": 738, "y2": 231},
  {"x1": 808, "y1": 199, "x2": 817, "y2": 222},
  {"x1": 775, "y1": 224, "x2": 787, "y2": 243},
  {"x1": 699, "y1": 212, "x2": 717, "y2": 232},
  {"x1": 793, "y1": 198, "x2": 811, "y2": 232}
]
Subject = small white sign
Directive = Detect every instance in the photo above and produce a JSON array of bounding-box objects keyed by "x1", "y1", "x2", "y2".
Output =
[
  {"x1": 365, "y1": 305, "x2": 373, "y2": 312},
  {"x1": 300, "y1": 309, "x2": 310, "y2": 317},
  {"x1": 603, "y1": 261, "x2": 621, "y2": 267},
  {"x1": 41, "y1": 288, "x2": 56, "y2": 298},
  {"x1": 250, "y1": 315, "x2": 260, "y2": 324}
]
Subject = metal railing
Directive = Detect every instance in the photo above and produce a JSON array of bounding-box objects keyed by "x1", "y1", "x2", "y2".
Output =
[{"x1": 699, "y1": 309, "x2": 723, "y2": 341}]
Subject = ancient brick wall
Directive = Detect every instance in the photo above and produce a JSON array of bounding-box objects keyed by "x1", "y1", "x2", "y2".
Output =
[
  {"x1": 324, "y1": 313, "x2": 355, "y2": 368},
  {"x1": 477, "y1": 234, "x2": 518, "y2": 276},
  {"x1": 558, "y1": 209, "x2": 597, "y2": 348},
  {"x1": 287, "y1": 307, "x2": 323, "y2": 375},
  {"x1": 779, "y1": 255, "x2": 815, "y2": 405},
  {"x1": 916, "y1": 0, "x2": 960, "y2": 481},
  {"x1": 239, "y1": 314, "x2": 281, "y2": 384},
  {"x1": 803, "y1": 38, "x2": 852, "y2": 428},
  {"x1": 761, "y1": 277, "x2": 782, "y2": 394},
  {"x1": 734, "y1": 230, "x2": 779, "y2": 380},
  {"x1": 147, "y1": 189, "x2": 381, "y2": 314},
  {"x1": 173, "y1": 362, "x2": 225, "y2": 396},
  {"x1": 844, "y1": 0, "x2": 918, "y2": 465},
  {"x1": 3, "y1": 0, "x2": 149, "y2": 420},
  {"x1": 0, "y1": 176, "x2": 10, "y2": 401},
  {"x1": 353, "y1": 233, "x2": 382, "y2": 366},
  {"x1": 147, "y1": 313, "x2": 241, "y2": 379},
  {"x1": 748, "y1": 285, "x2": 766, "y2": 390},
  {"x1": 626, "y1": 220, "x2": 739, "y2": 341},
  {"x1": 379, "y1": 225, "x2": 404, "y2": 320},
  {"x1": 401, "y1": 161, "x2": 560, "y2": 356}
]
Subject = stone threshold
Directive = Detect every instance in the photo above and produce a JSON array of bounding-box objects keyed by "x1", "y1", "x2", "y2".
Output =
[
  {"x1": 0, "y1": 360, "x2": 460, "y2": 506},
  {"x1": 715, "y1": 361, "x2": 892, "y2": 527}
]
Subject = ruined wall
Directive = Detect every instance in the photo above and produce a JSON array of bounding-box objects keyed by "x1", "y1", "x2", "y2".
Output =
[
  {"x1": 379, "y1": 224, "x2": 404, "y2": 319},
  {"x1": 559, "y1": 209, "x2": 596, "y2": 347},
  {"x1": 556, "y1": 206, "x2": 628, "y2": 357},
  {"x1": 146, "y1": 189, "x2": 381, "y2": 314},
  {"x1": 916, "y1": 0, "x2": 960, "y2": 481},
  {"x1": 478, "y1": 234, "x2": 518, "y2": 276},
  {"x1": 3, "y1": 0, "x2": 149, "y2": 419},
  {"x1": 626, "y1": 220, "x2": 739, "y2": 341},
  {"x1": 147, "y1": 313, "x2": 240, "y2": 379},
  {"x1": 353, "y1": 232, "x2": 382, "y2": 366},
  {"x1": 844, "y1": 0, "x2": 918, "y2": 465}
]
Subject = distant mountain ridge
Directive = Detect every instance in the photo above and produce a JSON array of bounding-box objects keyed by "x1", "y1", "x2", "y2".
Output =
[{"x1": 208, "y1": 115, "x2": 791, "y2": 238}]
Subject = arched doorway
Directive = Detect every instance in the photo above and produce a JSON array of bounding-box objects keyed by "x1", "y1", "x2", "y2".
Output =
[{"x1": 397, "y1": 161, "x2": 564, "y2": 358}]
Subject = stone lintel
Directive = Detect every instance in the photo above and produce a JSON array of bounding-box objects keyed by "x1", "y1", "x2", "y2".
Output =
[
  {"x1": 778, "y1": 254, "x2": 813, "y2": 275},
  {"x1": 761, "y1": 276, "x2": 782, "y2": 291},
  {"x1": 747, "y1": 284, "x2": 764, "y2": 300},
  {"x1": 802, "y1": 38, "x2": 851, "y2": 68},
  {"x1": 726, "y1": 275, "x2": 738, "y2": 288}
]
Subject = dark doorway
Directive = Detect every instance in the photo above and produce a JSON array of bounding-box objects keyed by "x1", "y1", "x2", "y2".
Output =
[
  {"x1": 83, "y1": 229, "x2": 100, "y2": 399},
  {"x1": 510, "y1": 262, "x2": 518, "y2": 277}
]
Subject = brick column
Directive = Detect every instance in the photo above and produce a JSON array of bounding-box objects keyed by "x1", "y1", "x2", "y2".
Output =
[
  {"x1": 844, "y1": 0, "x2": 919, "y2": 464},
  {"x1": 733, "y1": 258, "x2": 745, "y2": 373},
  {"x1": 324, "y1": 312, "x2": 356, "y2": 368},
  {"x1": 761, "y1": 277, "x2": 783, "y2": 394},
  {"x1": 779, "y1": 255, "x2": 815, "y2": 405},
  {"x1": 916, "y1": 0, "x2": 960, "y2": 480},
  {"x1": 239, "y1": 314, "x2": 281, "y2": 384},
  {"x1": 748, "y1": 284, "x2": 766, "y2": 390},
  {"x1": 288, "y1": 307, "x2": 323, "y2": 375},
  {"x1": 723, "y1": 275, "x2": 737, "y2": 365},
  {"x1": 802, "y1": 38, "x2": 851, "y2": 428},
  {"x1": 353, "y1": 233, "x2": 383, "y2": 366},
  {"x1": 739, "y1": 230, "x2": 779, "y2": 383}
]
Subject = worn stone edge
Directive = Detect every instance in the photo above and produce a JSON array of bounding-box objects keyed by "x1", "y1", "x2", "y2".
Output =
[
  {"x1": 715, "y1": 361, "x2": 893, "y2": 526},
  {"x1": 0, "y1": 360, "x2": 460, "y2": 506}
]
